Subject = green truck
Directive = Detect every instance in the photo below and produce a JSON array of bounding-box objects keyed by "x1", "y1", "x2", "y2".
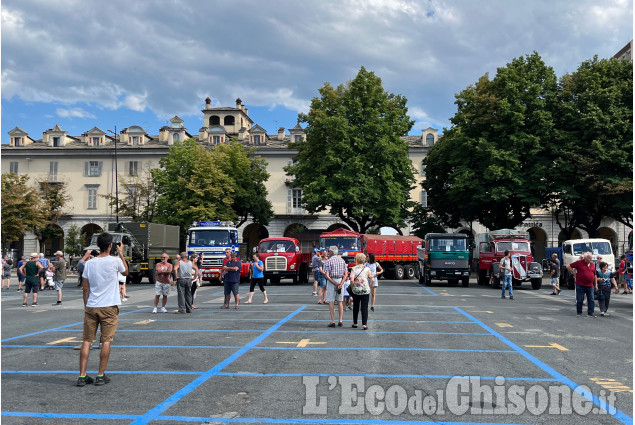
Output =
[{"x1": 417, "y1": 233, "x2": 471, "y2": 287}]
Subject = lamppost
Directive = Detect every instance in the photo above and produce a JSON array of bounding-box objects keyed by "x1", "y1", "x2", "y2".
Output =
[{"x1": 107, "y1": 127, "x2": 119, "y2": 223}]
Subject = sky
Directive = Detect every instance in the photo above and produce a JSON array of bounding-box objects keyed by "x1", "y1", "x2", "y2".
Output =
[{"x1": 1, "y1": 0, "x2": 632, "y2": 143}]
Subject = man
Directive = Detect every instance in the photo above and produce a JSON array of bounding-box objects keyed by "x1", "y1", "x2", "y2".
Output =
[
  {"x1": 499, "y1": 250, "x2": 513, "y2": 300},
  {"x1": 78, "y1": 233, "x2": 128, "y2": 386},
  {"x1": 324, "y1": 246, "x2": 348, "y2": 327},
  {"x1": 549, "y1": 253, "x2": 561, "y2": 295},
  {"x1": 617, "y1": 255, "x2": 631, "y2": 294},
  {"x1": 311, "y1": 248, "x2": 320, "y2": 296},
  {"x1": 221, "y1": 248, "x2": 231, "y2": 282},
  {"x1": 16, "y1": 256, "x2": 26, "y2": 292},
  {"x1": 567, "y1": 252, "x2": 597, "y2": 317},
  {"x1": 153, "y1": 253, "x2": 173, "y2": 313},
  {"x1": 173, "y1": 251, "x2": 197, "y2": 314},
  {"x1": 19, "y1": 253, "x2": 43, "y2": 307},
  {"x1": 222, "y1": 252, "x2": 241, "y2": 309},
  {"x1": 51, "y1": 251, "x2": 67, "y2": 306},
  {"x1": 37, "y1": 253, "x2": 50, "y2": 290}
]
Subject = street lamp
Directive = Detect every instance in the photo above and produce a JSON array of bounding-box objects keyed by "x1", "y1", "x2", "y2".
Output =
[{"x1": 107, "y1": 127, "x2": 119, "y2": 223}]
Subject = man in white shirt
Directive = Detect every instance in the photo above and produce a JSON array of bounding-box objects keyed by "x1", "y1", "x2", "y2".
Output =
[{"x1": 77, "y1": 233, "x2": 128, "y2": 387}]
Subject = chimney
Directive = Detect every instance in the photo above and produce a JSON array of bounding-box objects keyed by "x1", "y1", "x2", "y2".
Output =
[
  {"x1": 236, "y1": 98, "x2": 243, "y2": 111},
  {"x1": 205, "y1": 97, "x2": 211, "y2": 110},
  {"x1": 277, "y1": 127, "x2": 285, "y2": 140}
]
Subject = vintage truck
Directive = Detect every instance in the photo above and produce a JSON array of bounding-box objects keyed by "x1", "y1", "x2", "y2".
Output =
[
  {"x1": 417, "y1": 233, "x2": 471, "y2": 287},
  {"x1": 257, "y1": 237, "x2": 312, "y2": 284}
]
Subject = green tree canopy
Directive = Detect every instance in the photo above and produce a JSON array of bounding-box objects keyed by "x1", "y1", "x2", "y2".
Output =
[
  {"x1": 422, "y1": 52, "x2": 558, "y2": 230},
  {"x1": 64, "y1": 224, "x2": 85, "y2": 257},
  {"x1": 103, "y1": 163, "x2": 159, "y2": 222},
  {"x1": 286, "y1": 66, "x2": 416, "y2": 233},
  {"x1": 1, "y1": 173, "x2": 45, "y2": 247},
  {"x1": 34, "y1": 178, "x2": 71, "y2": 248},
  {"x1": 214, "y1": 141, "x2": 273, "y2": 228},
  {"x1": 549, "y1": 56, "x2": 633, "y2": 236}
]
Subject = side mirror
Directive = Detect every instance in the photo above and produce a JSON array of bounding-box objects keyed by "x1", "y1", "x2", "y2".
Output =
[
  {"x1": 296, "y1": 246, "x2": 300, "y2": 253},
  {"x1": 252, "y1": 247, "x2": 257, "y2": 253}
]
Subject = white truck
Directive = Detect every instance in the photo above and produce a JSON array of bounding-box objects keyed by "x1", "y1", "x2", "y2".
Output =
[{"x1": 560, "y1": 238, "x2": 614, "y2": 288}]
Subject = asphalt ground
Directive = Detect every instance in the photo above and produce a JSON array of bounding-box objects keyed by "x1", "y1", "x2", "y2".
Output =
[{"x1": 1, "y1": 274, "x2": 633, "y2": 425}]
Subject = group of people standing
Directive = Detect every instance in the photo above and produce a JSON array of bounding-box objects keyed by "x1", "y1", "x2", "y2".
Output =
[
  {"x1": 8, "y1": 252, "x2": 68, "y2": 307},
  {"x1": 153, "y1": 251, "x2": 201, "y2": 314}
]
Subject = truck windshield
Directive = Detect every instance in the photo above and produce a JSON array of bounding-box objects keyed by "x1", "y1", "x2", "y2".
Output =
[
  {"x1": 90, "y1": 234, "x2": 122, "y2": 245},
  {"x1": 259, "y1": 240, "x2": 295, "y2": 253},
  {"x1": 573, "y1": 242, "x2": 612, "y2": 256},
  {"x1": 320, "y1": 237, "x2": 359, "y2": 251},
  {"x1": 429, "y1": 238, "x2": 467, "y2": 252},
  {"x1": 496, "y1": 241, "x2": 530, "y2": 252},
  {"x1": 189, "y1": 230, "x2": 229, "y2": 246}
]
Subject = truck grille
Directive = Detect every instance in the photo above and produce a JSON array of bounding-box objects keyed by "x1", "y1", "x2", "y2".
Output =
[
  {"x1": 203, "y1": 258, "x2": 222, "y2": 266},
  {"x1": 266, "y1": 256, "x2": 287, "y2": 271}
]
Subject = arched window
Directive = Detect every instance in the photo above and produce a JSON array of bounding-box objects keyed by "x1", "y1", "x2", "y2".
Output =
[
  {"x1": 426, "y1": 134, "x2": 434, "y2": 146},
  {"x1": 209, "y1": 115, "x2": 220, "y2": 126},
  {"x1": 173, "y1": 133, "x2": 180, "y2": 143},
  {"x1": 224, "y1": 116, "x2": 235, "y2": 126}
]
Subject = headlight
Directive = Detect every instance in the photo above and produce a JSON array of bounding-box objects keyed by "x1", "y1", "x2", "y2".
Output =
[
  {"x1": 430, "y1": 271, "x2": 436, "y2": 276},
  {"x1": 290, "y1": 264, "x2": 295, "y2": 270}
]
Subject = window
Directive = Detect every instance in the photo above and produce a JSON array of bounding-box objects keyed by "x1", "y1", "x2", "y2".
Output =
[
  {"x1": 53, "y1": 137, "x2": 61, "y2": 147},
  {"x1": 92, "y1": 137, "x2": 100, "y2": 147},
  {"x1": 426, "y1": 134, "x2": 434, "y2": 146},
  {"x1": 49, "y1": 162, "x2": 58, "y2": 180},
  {"x1": 209, "y1": 115, "x2": 220, "y2": 126},
  {"x1": 172, "y1": 133, "x2": 180, "y2": 143},
  {"x1": 9, "y1": 162, "x2": 18, "y2": 174},
  {"x1": 87, "y1": 188, "x2": 98, "y2": 209},
  {"x1": 288, "y1": 188, "x2": 304, "y2": 213},
  {"x1": 421, "y1": 160, "x2": 426, "y2": 176},
  {"x1": 132, "y1": 136, "x2": 140, "y2": 146},
  {"x1": 12, "y1": 137, "x2": 22, "y2": 146},
  {"x1": 127, "y1": 185, "x2": 138, "y2": 199},
  {"x1": 212, "y1": 135, "x2": 221, "y2": 145},
  {"x1": 171, "y1": 122, "x2": 181, "y2": 129},
  {"x1": 224, "y1": 116, "x2": 235, "y2": 126},
  {"x1": 129, "y1": 161, "x2": 138, "y2": 177},
  {"x1": 421, "y1": 190, "x2": 427, "y2": 207},
  {"x1": 253, "y1": 135, "x2": 261, "y2": 145},
  {"x1": 294, "y1": 135, "x2": 303, "y2": 142},
  {"x1": 85, "y1": 161, "x2": 102, "y2": 177}
]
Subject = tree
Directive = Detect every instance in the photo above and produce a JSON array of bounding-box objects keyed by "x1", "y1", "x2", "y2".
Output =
[
  {"x1": 33, "y1": 179, "x2": 71, "y2": 250},
  {"x1": 64, "y1": 224, "x2": 85, "y2": 257},
  {"x1": 423, "y1": 52, "x2": 558, "y2": 230},
  {"x1": 103, "y1": 164, "x2": 159, "y2": 222},
  {"x1": 1, "y1": 173, "x2": 45, "y2": 247},
  {"x1": 286, "y1": 66, "x2": 416, "y2": 233},
  {"x1": 410, "y1": 204, "x2": 446, "y2": 239},
  {"x1": 214, "y1": 141, "x2": 273, "y2": 228},
  {"x1": 548, "y1": 56, "x2": 633, "y2": 236},
  {"x1": 152, "y1": 138, "x2": 235, "y2": 233}
]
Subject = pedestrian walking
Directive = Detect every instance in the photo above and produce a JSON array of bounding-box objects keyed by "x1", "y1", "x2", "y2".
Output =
[
  {"x1": 51, "y1": 251, "x2": 67, "y2": 306},
  {"x1": 567, "y1": 252, "x2": 597, "y2": 317},
  {"x1": 596, "y1": 261, "x2": 617, "y2": 316},
  {"x1": 77, "y1": 233, "x2": 128, "y2": 386},
  {"x1": 311, "y1": 249, "x2": 320, "y2": 296},
  {"x1": 19, "y1": 253, "x2": 43, "y2": 306},
  {"x1": 549, "y1": 253, "x2": 561, "y2": 295},
  {"x1": 2, "y1": 256, "x2": 13, "y2": 290},
  {"x1": 173, "y1": 252, "x2": 196, "y2": 314},
  {"x1": 324, "y1": 246, "x2": 348, "y2": 327},
  {"x1": 500, "y1": 250, "x2": 514, "y2": 300},
  {"x1": 365, "y1": 253, "x2": 384, "y2": 311},
  {"x1": 153, "y1": 253, "x2": 173, "y2": 313},
  {"x1": 246, "y1": 253, "x2": 268, "y2": 304},
  {"x1": 190, "y1": 254, "x2": 202, "y2": 309},
  {"x1": 222, "y1": 252, "x2": 241, "y2": 309},
  {"x1": 317, "y1": 254, "x2": 328, "y2": 304},
  {"x1": 349, "y1": 253, "x2": 373, "y2": 330},
  {"x1": 616, "y1": 255, "x2": 631, "y2": 294}
]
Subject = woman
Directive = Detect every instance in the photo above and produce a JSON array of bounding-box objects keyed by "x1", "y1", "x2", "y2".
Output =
[
  {"x1": 246, "y1": 253, "x2": 268, "y2": 304},
  {"x1": 2, "y1": 257, "x2": 13, "y2": 290},
  {"x1": 349, "y1": 253, "x2": 373, "y2": 330},
  {"x1": 317, "y1": 254, "x2": 328, "y2": 304},
  {"x1": 190, "y1": 253, "x2": 202, "y2": 309},
  {"x1": 596, "y1": 261, "x2": 617, "y2": 316},
  {"x1": 365, "y1": 253, "x2": 384, "y2": 312}
]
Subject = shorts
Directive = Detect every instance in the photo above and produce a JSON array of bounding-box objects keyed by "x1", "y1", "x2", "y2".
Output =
[
  {"x1": 313, "y1": 271, "x2": 320, "y2": 281},
  {"x1": 550, "y1": 277, "x2": 559, "y2": 286},
  {"x1": 83, "y1": 305, "x2": 119, "y2": 343},
  {"x1": 318, "y1": 276, "x2": 327, "y2": 287},
  {"x1": 3, "y1": 271, "x2": 10, "y2": 279},
  {"x1": 326, "y1": 281, "x2": 344, "y2": 303},
  {"x1": 39, "y1": 270, "x2": 46, "y2": 279},
  {"x1": 54, "y1": 279, "x2": 64, "y2": 291},
  {"x1": 24, "y1": 281, "x2": 39, "y2": 294},
  {"x1": 18, "y1": 275, "x2": 25, "y2": 283},
  {"x1": 155, "y1": 282, "x2": 171, "y2": 296},
  {"x1": 224, "y1": 281, "x2": 240, "y2": 296}
]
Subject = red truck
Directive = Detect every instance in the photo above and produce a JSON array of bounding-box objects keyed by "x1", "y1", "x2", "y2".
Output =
[
  {"x1": 319, "y1": 228, "x2": 422, "y2": 280},
  {"x1": 257, "y1": 237, "x2": 312, "y2": 284},
  {"x1": 474, "y1": 229, "x2": 543, "y2": 289}
]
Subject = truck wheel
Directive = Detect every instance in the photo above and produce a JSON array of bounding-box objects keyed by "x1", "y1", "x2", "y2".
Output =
[
  {"x1": 394, "y1": 265, "x2": 404, "y2": 280},
  {"x1": 404, "y1": 265, "x2": 416, "y2": 280},
  {"x1": 301, "y1": 265, "x2": 310, "y2": 283},
  {"x1": 423, "y1": 272, "x2": 430, "y2": 286},
  {"x1": 462, "y1": 276, "x2": 469, "y2": 287},
  {"x1": 131, "y1": 273, "x2": 143, "y2": 285},
  {"x1": 490, "y1": 273, "x2": 500, "y2": 289},
  {"x1": 531, "y1": 277, "x2": 542, "y2": 290},
  {"x1": 292, "y1": 274, "x2": 298, "y2": 285},
  {"x1": 418, "y1": 264, "x2": 425, "y2": 284},
  {"x1": 478, "y1": 269, "x2": 487, "y2": 285}
]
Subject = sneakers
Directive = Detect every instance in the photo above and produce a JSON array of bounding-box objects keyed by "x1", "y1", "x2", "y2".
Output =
[
  {"x1": 312, "y1": 291, "x2": 317, "y2": 296},
  {"x1": 160, "y1": 307, "x2": 167, "y2": 313},
  {"x1": 588, "y1": 314, "x2": 596, "y2": 318},
  {"x1": 94, "y1": 374, "x2": 111, "y2": 386},
  {"x1": 52, "y1": 301, "x2": 62, "y2": 306},
  {"x1": 328, "y1": 323, "x2": 335, "y2": 328},
  {"x1": 501, "y1": 295, "x2": 506, "y2": 299},
  {"x1": 21, "y1": 303, "x2": 27, "y2": 307},
  {"x1": 76, "y1": 375, "x2": 95, "y2": 387},
  {"x1": 337, "y1": 322, "x2": 343, "y2": 327},
  {"x1": 604, "y1": 312, "x2": 610, "y2": 316},
  {"x1": 600, "y1": 312, "x2": 605, "y2": 316},
  {"x1": 509, "y1": 296, "x2": 514, "y2": 300},
  {"x1": 370, "y1": 307, "x2": 375, "y2": 312},
  {"x1": 31, "y1": 302, "x2": 39, "y2": 307},
  {"x1": 152, "y1": 308, "x2": 157, "y2": 314}
]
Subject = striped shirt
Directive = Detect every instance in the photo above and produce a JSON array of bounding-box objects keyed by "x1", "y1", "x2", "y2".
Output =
[{"x1": 324, "y1": 255, "x2": 347, "y2": 279}]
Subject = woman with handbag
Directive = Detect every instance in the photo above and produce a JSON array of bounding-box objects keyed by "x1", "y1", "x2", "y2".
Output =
[{"x1": 348, "y1": 253, "x2": 373, "y2": 330}]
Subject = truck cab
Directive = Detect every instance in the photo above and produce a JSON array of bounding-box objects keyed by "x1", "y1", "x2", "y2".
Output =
[
  {"x1": 187, "y1": 221, "x2": 240, "y2": 282},
  {"x1": 257, "y1": 237, "x2": 311, "y2": 284},
  {"x1": 561, "y1": 238, "x2": 614, "y2": 288},
  {"x1": 418, "y1": 233, "x2": 470, "y2": 287},
  {"x1": 319, "y1": 228, "x2": 361, "y2": 268}
]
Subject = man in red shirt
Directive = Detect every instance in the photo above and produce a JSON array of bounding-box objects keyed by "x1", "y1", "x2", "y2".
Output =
[{"x1": 567, "y1": 252, "x2": 597, "y2": 317}]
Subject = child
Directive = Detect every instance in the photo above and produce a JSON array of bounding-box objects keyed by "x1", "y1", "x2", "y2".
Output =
[{"x1": 342, "y1": 277, "x2": 352, "y2": 310}]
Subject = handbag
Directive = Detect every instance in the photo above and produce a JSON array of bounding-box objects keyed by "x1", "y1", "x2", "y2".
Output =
[{"x1": 347, "y1": 267, "x2": 366, "y2": 296}]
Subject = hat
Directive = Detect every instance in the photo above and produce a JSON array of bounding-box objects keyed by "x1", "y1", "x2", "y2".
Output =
[
  {"x1": 30, "y1": 252, "x2": 38, "y2": 258},
  {"x1": 314, "y1": 248, "x2": 319, "y2": 253},
  {"x1": 54, "y1": 251, "x2": 63, "y2": 257}
]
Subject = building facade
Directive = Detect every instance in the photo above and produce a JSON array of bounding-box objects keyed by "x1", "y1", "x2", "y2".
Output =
[{"x1": 1, "y1": 98, "x2": 630, "y2": 260}]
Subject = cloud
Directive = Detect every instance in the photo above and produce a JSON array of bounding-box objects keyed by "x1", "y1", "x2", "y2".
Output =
[{"x1": 56, "y1": 107, "x2": 97, "y2": 119}]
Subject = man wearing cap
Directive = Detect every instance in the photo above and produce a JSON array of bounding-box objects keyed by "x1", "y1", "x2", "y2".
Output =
[
  {"x1": 51, "y1": 251, "x2": 67, "y2": 306},
  {"x1": 19, "y1": 253, "x2": 43, "y2": 307},
  {"x1": 311, "y1": 248, "x2": 320, "y2": 296}
]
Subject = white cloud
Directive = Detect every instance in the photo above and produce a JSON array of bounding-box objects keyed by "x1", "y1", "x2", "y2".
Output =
[{"x1": 56, "y1": 107, "x2": 96, "y2": 119}]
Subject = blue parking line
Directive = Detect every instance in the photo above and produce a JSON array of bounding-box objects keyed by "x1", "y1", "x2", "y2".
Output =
[
  {"x1": 418, "y1": 285, "x2": 438, "y2": 296},
  {"x1": 53, "y1": 328, "x2": 270, "y2": 332},
  {"x1": 130, "y1": 305, "x2": 307, "y2": 425},
  {"x1": 275, "y1": 330, "x2": 491, "y2": 335},
  {"x1": 2, "y1": 345, "x2": 242, "y2": 349},
  {"x1": 2, "y1": 370, "x2": 205, "y2": 375},
  {"x1": 453, "y1": 307, "x2": 633, "y2": 425},
  {"x1": 291, "y1": 319, "x2": 475, "y2": 324},
  {"x1": 2, "y1": 412, "x2": 139, "y2": 420},
  {"x1": 254, "y1": 347, "x2": 516, "y2": 353}
]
